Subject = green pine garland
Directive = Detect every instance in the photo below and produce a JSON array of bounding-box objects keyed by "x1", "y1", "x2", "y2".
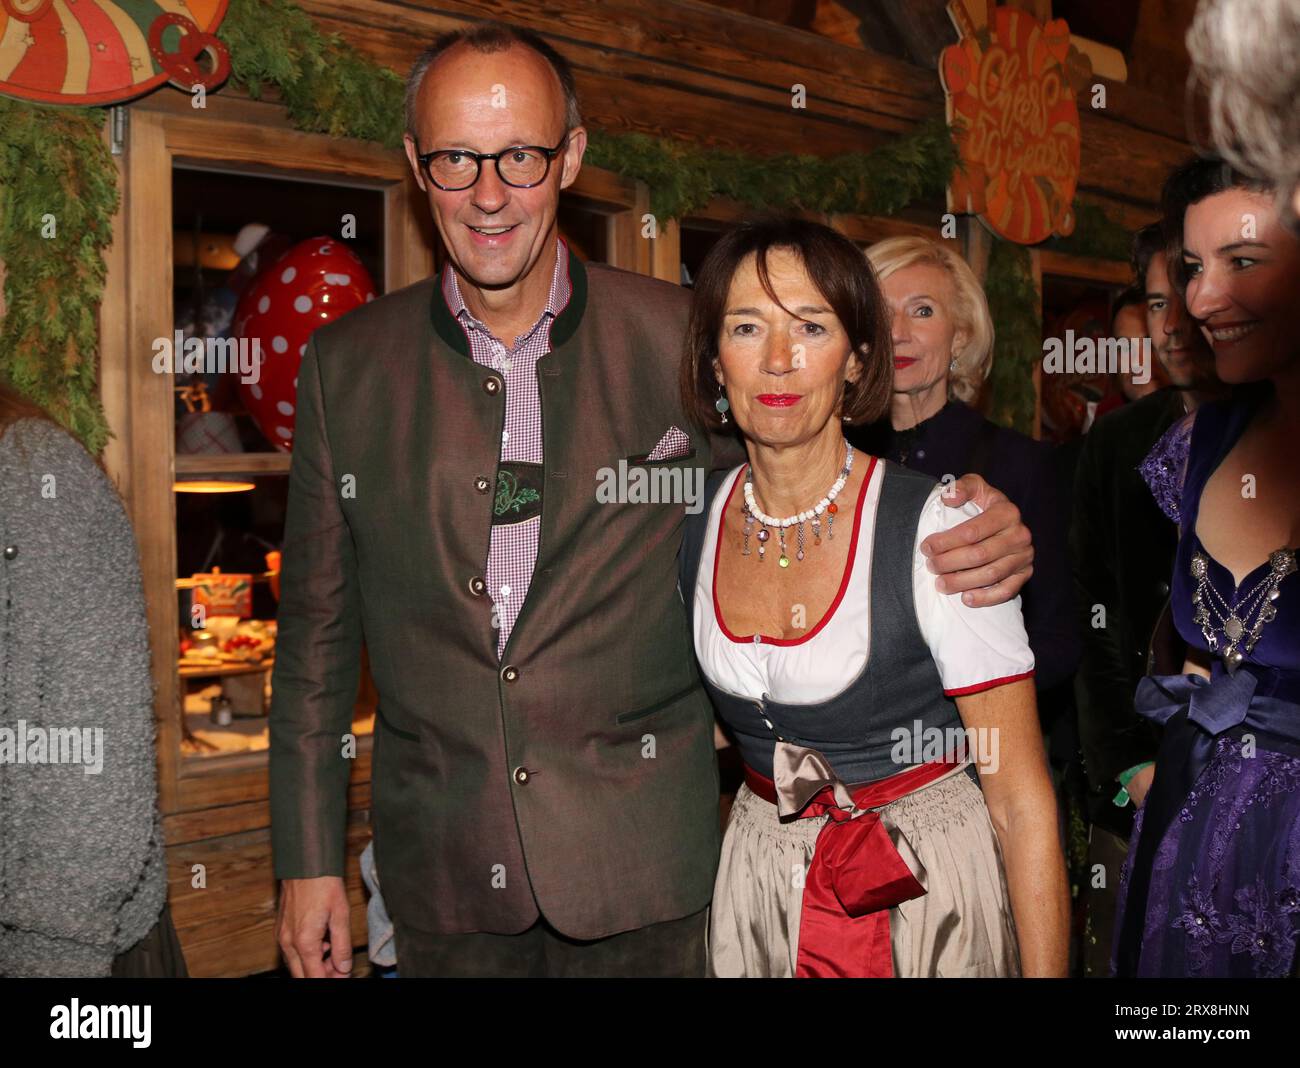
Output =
[
  {"x1": 0, "y1": 0, "x2": 1132, "y2": 449},
  {"x1": 218, "y1": 0, "x2": 405, "y2": 147},
  {"x1": 585, "y1": 116, "x2": 959, "y2": 221},
  {"x1": 0, "y1": 99, "x2": 118, "y2": 453}
]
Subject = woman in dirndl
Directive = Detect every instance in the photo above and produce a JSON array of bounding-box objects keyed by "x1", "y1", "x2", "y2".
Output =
[
  {"x1": 1112, "y1": 157, "x2": 1300, "y2": 978},
  {"x1": 679, "y1": 216, "x2": 1069, "y2": 977}
]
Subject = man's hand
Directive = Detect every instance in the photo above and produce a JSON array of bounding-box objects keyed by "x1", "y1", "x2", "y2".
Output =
[
  {"x1": 922, "y1": 474, "x2": 1034, "y2": 607},
  {"x1": 277, "y1": 876, "x2": 353, "y2": 978},
  {"x1": 1127, "y1": 765, "x2": 1156, "y2": 809}
]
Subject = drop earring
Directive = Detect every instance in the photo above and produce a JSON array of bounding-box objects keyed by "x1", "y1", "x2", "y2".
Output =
[
  {"x1": 715, "y1": 385, "x2": 730, "y2": 424},
  {"x1": 949, "y1": 357, "x2": 959, "y2": 373}
]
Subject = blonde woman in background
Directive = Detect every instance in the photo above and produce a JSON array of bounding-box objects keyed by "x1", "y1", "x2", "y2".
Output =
[{"x1": 845, "y1": 237, "x2": 1080, "y2": 711}]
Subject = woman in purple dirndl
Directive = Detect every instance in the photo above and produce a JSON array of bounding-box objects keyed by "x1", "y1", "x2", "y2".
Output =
[{"x1": 1112, "y1": 158, "x2": 1300, "y2": 978}]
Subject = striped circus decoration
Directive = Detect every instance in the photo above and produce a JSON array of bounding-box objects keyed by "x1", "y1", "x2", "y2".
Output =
[{"x1": 0, "y1": 0, "x2": 228, "y2": 105}]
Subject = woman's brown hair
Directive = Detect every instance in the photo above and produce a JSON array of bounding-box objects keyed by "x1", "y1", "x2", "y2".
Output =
[
  {"x1": 0, "y1": 380, "x2": 114, "y2": 481},
  {"x1": 681, "y1": 215, "x2": 894, "y2": 431},
  {"x1": 0, "y1": 379, "x2": 55, "y2": 435}
]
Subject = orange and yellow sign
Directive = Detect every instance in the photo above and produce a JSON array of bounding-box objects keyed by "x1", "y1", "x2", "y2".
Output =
[
  {"x1": 191, "y1": 570, "x2": 253, "y2": 619},
  {"x1": 0, "y1": 0, "x2": 228, "y2": 106},
  {"x1": 940, "y1": 2, "x2": 1090, "y2": 244}
]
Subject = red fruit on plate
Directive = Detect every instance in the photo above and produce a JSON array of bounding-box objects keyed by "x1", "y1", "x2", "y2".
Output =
[{"x1": 232, "y1": 237, "x2": 376, "y2": 451}]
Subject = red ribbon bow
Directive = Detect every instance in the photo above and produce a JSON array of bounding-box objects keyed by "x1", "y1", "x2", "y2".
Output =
[{"x1": 744, "y1": 755, "x2": 958, "y2": 977}]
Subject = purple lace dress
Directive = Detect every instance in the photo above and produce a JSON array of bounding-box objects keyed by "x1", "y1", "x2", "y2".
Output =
[{"x1": 1113, "y1": 390, "x2": 1300, "y2": 977}]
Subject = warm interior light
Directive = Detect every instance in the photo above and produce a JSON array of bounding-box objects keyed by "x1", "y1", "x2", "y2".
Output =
[{"x1": 172, "y1": 479, "x2": 256, "y2": 494}]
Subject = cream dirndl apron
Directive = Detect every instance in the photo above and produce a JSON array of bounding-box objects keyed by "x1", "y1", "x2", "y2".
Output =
[{"x1": 708, "y1": 747, "x2": 1020, "y2": 978}]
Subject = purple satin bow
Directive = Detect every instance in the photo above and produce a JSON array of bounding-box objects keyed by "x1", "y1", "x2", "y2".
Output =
[{"x1": 1116, "y1": 665, "x2": 1300, "y2": 975}]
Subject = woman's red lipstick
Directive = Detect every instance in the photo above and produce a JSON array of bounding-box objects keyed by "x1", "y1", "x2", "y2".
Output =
[
  {"x1": 894, "y1": 356, "x2": 918, "y2": 369},
  {"x1": 756, "y1": 394, "x2": 802, "y2": 407}
]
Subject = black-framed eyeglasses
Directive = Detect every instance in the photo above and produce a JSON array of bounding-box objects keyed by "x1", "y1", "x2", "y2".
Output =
[{"x1": 415, "y1": 135, "x2": 569, "y2": 191}]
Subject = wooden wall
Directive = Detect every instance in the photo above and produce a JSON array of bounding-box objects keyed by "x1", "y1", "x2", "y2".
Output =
[{"x1": 297, "y1": 0, "x2": 1190, "y2": 231}]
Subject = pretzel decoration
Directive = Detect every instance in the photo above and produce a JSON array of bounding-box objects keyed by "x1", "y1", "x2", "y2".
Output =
[{"x1": 147, "y1": 12, "x2": 231, "y2": 93}]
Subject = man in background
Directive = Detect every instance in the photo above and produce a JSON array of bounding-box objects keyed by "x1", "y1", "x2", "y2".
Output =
[
  {"x1": 1091, "y1": 286, "x2": 1164, "y2": 426},
  {"x1": 1071, "y1": 215, "x2": 1221, "y2": 976}
]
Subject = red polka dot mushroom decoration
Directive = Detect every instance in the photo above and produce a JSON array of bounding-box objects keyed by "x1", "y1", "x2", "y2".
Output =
[{"x1": 232, "y1": 237, "x2": 376, "y2": 451}]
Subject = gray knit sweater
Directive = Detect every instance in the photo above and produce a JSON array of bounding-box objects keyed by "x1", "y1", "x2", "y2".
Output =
[{"x1": 0, "y1": 418, "x2": 166, "y2": 977}]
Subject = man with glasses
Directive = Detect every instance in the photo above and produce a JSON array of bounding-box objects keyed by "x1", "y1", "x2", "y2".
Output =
[{"x1": 270, "y1": 21, "x2": 1038, "y2": 978}]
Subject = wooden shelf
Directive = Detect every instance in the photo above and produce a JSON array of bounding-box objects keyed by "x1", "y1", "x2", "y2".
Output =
[
  {"x1": 175, "y1": 452, "x2": 291, "y2": 476},
  {"x1": 175, "y1": 572, "x2": 273, "y2": 590},
  {"x1": 178, "y1": 658, "x2": 274, "y2": 679},
  {"x1": 179, "y1": 710, "x2": 375, "y2": 766}
]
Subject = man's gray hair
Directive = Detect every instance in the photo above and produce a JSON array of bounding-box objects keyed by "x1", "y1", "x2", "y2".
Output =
[{"x1": 405, "y1": 22, "x2": 582, "y2": 141}]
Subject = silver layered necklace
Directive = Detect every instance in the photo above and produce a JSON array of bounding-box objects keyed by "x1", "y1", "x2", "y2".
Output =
[
  {"x1": 742, "y1": 441, "x2": 854, "y2": 567},
  {"x1": 1191, "y1": 547, "x2": 1296, "y2": 673}
]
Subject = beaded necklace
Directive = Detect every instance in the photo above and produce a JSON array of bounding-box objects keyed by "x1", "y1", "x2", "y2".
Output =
[{"x1": 742, "y1": 441, "x2": 854, "y2": 567}]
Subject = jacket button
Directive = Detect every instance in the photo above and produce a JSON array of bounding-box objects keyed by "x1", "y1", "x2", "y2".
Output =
[
  {"x1": 1157, "y1": 580, "x2": 1170, "y2": 598},
  {"x1": 501, "y1": 665, "x2": 519, "y2": 684},
  {"x1": 2, "y1": 545, "x2": 15, "y2": 560},
  {"x1": 468, "y1": 576, "x2": 486, "y2": 596},
  {"x1": 483, "y1": 376, "x2": 501, "y2": 396},
  {"x1": 513, "y1": 766, "x2": 530, "y2": 785},
  {"x1": 474, "y1": 476, "x2": 491, "y2": 493}
]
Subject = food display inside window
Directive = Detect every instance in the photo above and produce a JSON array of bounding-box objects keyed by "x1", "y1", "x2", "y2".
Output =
[{"x1": 171, "y1": 167, "x2": 384, "y2": 760}]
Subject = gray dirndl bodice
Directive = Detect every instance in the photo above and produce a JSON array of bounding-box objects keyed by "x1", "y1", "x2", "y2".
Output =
[{"x1": 680, "y1": 460, "x2": 968, "y2": 786}]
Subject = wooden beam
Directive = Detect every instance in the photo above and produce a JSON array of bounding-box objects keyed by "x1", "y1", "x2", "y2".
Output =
[
  {"x1": 840, "y1": 0, "x2": 956, "y2": 69},
  {"x1": 121, "y1": 110, "x2": 182, "y2": 814},
  {"x1": 174, "y1": 453, "x2": 292, "y2": 476},
  {"x1": 959, "y1": 216, "x2": 993, "y2": 283},
  {"x1": 1038, "y1": 249, "x2": 1132, "y2": 286},
  {"x1": 702, "y1": 0, "x2": 819, "y2": 27},
  {"x1": 650, "y1": 217, "x2": 683, "y2": 284},
  {"x1": 606, "y1": 181, "x2": 654, "y2": 274},
  {"x1": 100, "y1": 134, "x2": 132, "y2": 496},
  {"x1": 301, "y1": 0, "x2": 939, "y2": 137},
  {"x1": 385, "y1": 176, "x2": 437, "y2": 294},
  {"x1": 565, "y1": 164, "x2": 643, "y2": 214},
  {"x1": 841, "y1": 0, "x2": 909, "y2": 60},
  {"x1": 294, "y1": 0, "x2": 1194, "y2": 211}
]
